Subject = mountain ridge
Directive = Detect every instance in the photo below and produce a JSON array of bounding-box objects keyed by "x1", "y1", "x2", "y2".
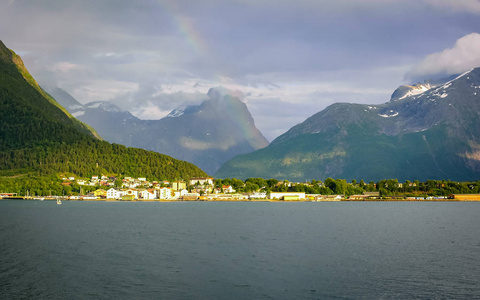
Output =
[
  {"x1": 51, "y1": 87, "x2": 269, "y2": 175},
  {"x1": 216, "y1": 68, "x2": 480, "y2": 181}
]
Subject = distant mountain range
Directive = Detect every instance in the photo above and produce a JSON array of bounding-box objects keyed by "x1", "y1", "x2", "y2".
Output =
[
  {"x1": 216, "y1": 68, "x2": 480, "y2": 182},
  {"x1": 50, "y1": 87, "x2": 269, "y2": 175},
  {"x1": 0, "y1": 40, "x2": 206, "y2": 182}
]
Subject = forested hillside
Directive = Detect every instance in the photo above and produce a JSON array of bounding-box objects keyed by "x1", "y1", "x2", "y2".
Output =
[{"x1": 0, "y1": 40, "x2": 207, "y2": 191}]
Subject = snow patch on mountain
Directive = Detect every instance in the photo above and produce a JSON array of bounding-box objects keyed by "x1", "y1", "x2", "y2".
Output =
[
  {"x1": 84, "y1": 101, "x2": 122, "y2": 112},
  {"x1": 86, "y1": 102, "x2": 102, "y2": 109},
  {"x1": 397, "y1": 84, "x2": 432, "y2": 100},
  {"x1": 378, "y1": 110, "x2": 399, "y2": 118},
  {"x1": 167, "y1": 105, "x2": 187, "y2": 118}
]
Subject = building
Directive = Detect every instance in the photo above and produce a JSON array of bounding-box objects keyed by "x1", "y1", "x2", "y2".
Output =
[
  {"x1": 189, "y1": 177, "x2": 214, "y2": 186},
  {"x1": 222, "y1": 185, "x2": 236, "y2": 193},
  {"x1": 182, "y1": 193, "x2": 199, "y2": 200},
  {"x1": 172, "y1": 181, "x2": 186, "y2": 191},
  {"x1": 157, "y1": 187, "x2": 172, "y2": 200},
  {"x1": 106, "y1": 188, "x2": 123, "y2": 199},
  {"x1": 269, "y1": 192, "x2": 306, "y2": 200},
  {"x1": 122, "y1": 194, "x2": 136, "y2": 201},
  {"x1": 448, "y1": 194, "x2": 480, "y2": 201},
  {"x1": 94, "y1": 189, "x2": 107, "y2": 198},
  {"x1": 124, "y1": 189, "x2": 138, "y2": 199},
  {"x1": 249, "y1": 192, "x2": 267, "y2": 199},
  {"x1": 139, "y1": 189, "x2": 156, "y2": 200}
]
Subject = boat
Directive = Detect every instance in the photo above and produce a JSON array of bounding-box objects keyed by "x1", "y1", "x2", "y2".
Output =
[{"x1": 57, "y1": 199, "x2": 62, "y2": 205}]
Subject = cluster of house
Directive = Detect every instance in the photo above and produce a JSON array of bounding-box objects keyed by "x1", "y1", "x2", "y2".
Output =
[
  {"x1": 60, "y1": 176, "x2": 392, "y2": 201},
  {"x1": 62, "y1": 175, "x2": 116, "y2": 187},
  {"x1": 64, "y1": 177, "x2": 250, "y2": 201},
  {"x1": 63, "y1": 176, "x2": 341, "y2": 201}
]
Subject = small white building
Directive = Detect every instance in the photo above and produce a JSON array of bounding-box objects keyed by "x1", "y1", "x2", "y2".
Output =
[
  {"x1": 249, "y1": 192, "x2": 267, "y2": 199},
  {"x1": 157, "y1": 187, "x2": 172, "y2": 200},
  {"x1": 222, "y1": 185, "x2": 236, "y2": 193},
  {"x1": 139, "y1": 189, "x2": 156, "y2": 200},
  {"x1": 106, "y1": 188, "x2": 123, "y2": 199},
  {"x1": 189, "y1": 177, "x2": 214, "y2": 186}
]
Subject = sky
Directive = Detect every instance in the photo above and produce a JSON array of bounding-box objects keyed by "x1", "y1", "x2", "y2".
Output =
[{"x1": 2, "y1": 0, "x2": 480, "y2": 141}]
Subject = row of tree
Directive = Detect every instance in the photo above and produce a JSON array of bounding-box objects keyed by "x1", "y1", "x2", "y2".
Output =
[{"x1": 215, "y1": 178, "x2": 480, "y2": 197}]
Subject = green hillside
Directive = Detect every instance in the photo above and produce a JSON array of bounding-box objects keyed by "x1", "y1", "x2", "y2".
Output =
[
  {"x1": 0, "y1": 41, "x2": 207, "y2": 189},
  {"x1": 216, "y1": 69, "x2": 480, "y2": 182}
]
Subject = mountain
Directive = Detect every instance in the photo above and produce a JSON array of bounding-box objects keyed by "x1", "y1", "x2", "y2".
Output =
[
  {"x1": 50, "y1": 87, "x2": 269, "y2": 175},
  {"x1": 0, "y1": 40, "x2": 207, "y2": 183},
  {"x1": 216, "y1": 68, "x2": 480, "y2": 182}
]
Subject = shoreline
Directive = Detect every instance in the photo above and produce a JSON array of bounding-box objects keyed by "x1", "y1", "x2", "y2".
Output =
[{"x1": 2, "y1": 197, "x2": 480, "y2": 202}]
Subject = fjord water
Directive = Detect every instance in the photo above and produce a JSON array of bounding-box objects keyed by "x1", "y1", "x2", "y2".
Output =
[{"x1": 1, "y1": 201, "x2": 479, "y2": 299}]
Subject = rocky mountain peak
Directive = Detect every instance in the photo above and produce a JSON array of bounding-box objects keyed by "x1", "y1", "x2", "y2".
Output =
[{"x1": 390, "y1": 83, "x2": 433, "y2": 102}]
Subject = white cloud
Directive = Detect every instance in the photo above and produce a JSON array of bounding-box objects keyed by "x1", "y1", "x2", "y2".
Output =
[
  {"x1": 71, "y1": 80, "x2": 139, "y2": 103},
  {"x1": 50, "y1": 62, "x2": 83, "y2": 73},
  {"x1": 407, "y1": 33, "x2": 480, "y2": 80}
]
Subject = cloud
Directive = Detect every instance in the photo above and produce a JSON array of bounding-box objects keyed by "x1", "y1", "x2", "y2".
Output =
[
  {"x1": 3, "y1": 0, "x2": 480, "y2": 141},
  {"x1": 110, "y1": 82, "x2": 208, "y2": 119},
  {"x1": 50, "y1": 62, "x2": 83, "y2": 73},
  {"x1": 406, "y1": 33, "x2": 480, "y2": 80}
]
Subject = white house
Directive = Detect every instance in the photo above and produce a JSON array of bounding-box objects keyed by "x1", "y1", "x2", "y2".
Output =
[
  {"x1": 222, "y1": 185, "x2": 236, "y2": 193},
  {"x1": 106, "y1": 188, "x2": 121, "y2": 199},
  {"x1": 157, "y1": 187, "x2": 172, "y2": 200},
  {"x1": 77, "y1": 180, "x2": 86, "y2": 185},
  {"x1": 189, "y1": 177, "x2": 214, "y2": 186},
  {"x1": 139, "y1": 189, "x2": 156, "y2": 200},
  {"x1": 249, "y1": 192, "x2": 267, "y2": 199}
]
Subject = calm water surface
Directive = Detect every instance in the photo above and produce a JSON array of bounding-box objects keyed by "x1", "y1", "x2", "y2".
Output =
[{"x1": 1, "y1": 201, "x2": 479, "y2": 299}]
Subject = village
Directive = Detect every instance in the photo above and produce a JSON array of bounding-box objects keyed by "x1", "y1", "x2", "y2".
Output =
[
  {"x1": 62, "y1": 176, "x2": 476, "y2": 201},
  {"x1": 3, "y1": 175, "x2": 480, "y2": 201},
  {"x1": 57, "y1": 176, "x2": 316, "y2": 201}
]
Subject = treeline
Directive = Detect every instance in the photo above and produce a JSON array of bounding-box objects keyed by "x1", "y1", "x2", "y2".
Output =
[
  {"x1": 215, "y1": 177, "x2": 480, "y2": 197},
  {"x1": 0, "y1": 140, "x2": 206, "y2": 181}
]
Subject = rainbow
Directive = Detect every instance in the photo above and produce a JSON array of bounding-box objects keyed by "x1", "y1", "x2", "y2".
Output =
[
  {"x1": 154, "y1": 1, "x2": 266, "y2": 145},
  {"x1": 159, "y1": 0, "x2": 224, "y2": 80}
]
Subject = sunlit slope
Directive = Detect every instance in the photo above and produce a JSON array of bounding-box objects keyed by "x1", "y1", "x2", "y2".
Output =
[
  {"x1": 216, "y1": 69, "x2": 480, "y2": 181},
  {"x1": 0, "y1": 40, "x2": 207, "y2": 180}
]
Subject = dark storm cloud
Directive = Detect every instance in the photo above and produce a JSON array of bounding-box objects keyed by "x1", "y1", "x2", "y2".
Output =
[{"x1": 2, "y1": 0, "x2": 480, "y2": 140}]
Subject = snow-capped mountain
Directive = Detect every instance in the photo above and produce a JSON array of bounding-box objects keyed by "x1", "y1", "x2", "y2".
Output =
[
  {"x1": 217, "y1": 68, "x2": 480, "y2": 181},
  {"x1": 50, "y1": 87, "x2": 269, "y2": 175}
]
